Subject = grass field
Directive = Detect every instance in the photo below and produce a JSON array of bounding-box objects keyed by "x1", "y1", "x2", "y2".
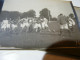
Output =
[{"x1": 0, "y1": 21, "x2": 80, "y2": 49}]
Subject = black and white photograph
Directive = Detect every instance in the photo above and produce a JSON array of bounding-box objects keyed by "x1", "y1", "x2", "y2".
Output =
[{"x1": 0, "y1": 0, "x2": 80, "y2": 49}]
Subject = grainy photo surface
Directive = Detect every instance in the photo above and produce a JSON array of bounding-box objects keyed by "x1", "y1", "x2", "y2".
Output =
[{"x1": 0, "y1": 0, "x2": 80, "y2": 49}]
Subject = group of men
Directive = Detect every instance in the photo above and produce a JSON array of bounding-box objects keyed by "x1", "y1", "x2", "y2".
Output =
[
  {"x1": 0, "y1": 13, "x2": 76, "y2": 35},
  {"x1": 0, "y1": 17, "x2": 49, "y2": 33},
  {"x1": 58, "y1": 14, "x2": 76, "y2": 35}
]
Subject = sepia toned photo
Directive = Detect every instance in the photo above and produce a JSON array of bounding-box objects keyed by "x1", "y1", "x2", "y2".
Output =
[{"x1": 0, "y1": 0, "x2": 80, "y2": 49}]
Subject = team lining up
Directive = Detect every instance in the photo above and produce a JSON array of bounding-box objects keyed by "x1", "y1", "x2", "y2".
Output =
[{"x1": 0, "y1": 14, "x2": 75, "y2": 34}]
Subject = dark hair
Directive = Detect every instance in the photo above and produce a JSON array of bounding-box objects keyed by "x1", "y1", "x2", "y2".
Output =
[{"x1": 59, "y1": 14, "x2": 63, "y2": 16}]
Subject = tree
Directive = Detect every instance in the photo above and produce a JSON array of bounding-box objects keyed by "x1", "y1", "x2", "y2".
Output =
[
  {"x1": 39, "y1": 8, "x2": 52, "y2": 21},
  {"x1": 21, "y1": 10, "x2": 36, "y2": 18},
  {"x1": 51, "y1": 17, "x2": 57, "y2": 21},
  {"x1": 9, "y1": 11, "x2": 21, "y2": 20}
]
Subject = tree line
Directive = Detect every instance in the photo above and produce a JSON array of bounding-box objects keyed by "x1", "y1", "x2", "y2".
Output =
[{"x1": 0, "y1": 8, "x2": 74, "y2": 22}]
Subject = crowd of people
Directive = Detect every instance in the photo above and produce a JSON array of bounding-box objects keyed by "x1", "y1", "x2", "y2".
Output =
[
  {"x1": 0, "y1": 17, "x2": 49, "y2": 33},
  {"x1": 58, "y1": 14, "x2": 76, "y2": 35},
  {"x1": 0, "y1": 13, "x2": 76, "y2": 35}
]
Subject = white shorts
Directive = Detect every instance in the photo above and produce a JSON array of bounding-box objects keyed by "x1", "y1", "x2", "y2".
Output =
[{"x1": 60, "y1": 24, "x2": 68, "y2": 29}]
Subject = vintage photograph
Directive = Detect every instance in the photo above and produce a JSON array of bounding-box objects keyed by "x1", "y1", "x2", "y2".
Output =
[{"x1": 0, "y1": 0, "x2": 80, "y2": 49}]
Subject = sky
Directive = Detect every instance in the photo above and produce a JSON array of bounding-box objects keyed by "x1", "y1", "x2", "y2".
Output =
[{"x1": 2, "y1": 0, "x2": 74, "y2": 17}]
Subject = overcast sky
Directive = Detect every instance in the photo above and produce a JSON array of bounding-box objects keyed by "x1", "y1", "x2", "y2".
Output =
[{"x1": 2, "y1": 0, "x2": 74, "y2": 17}]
